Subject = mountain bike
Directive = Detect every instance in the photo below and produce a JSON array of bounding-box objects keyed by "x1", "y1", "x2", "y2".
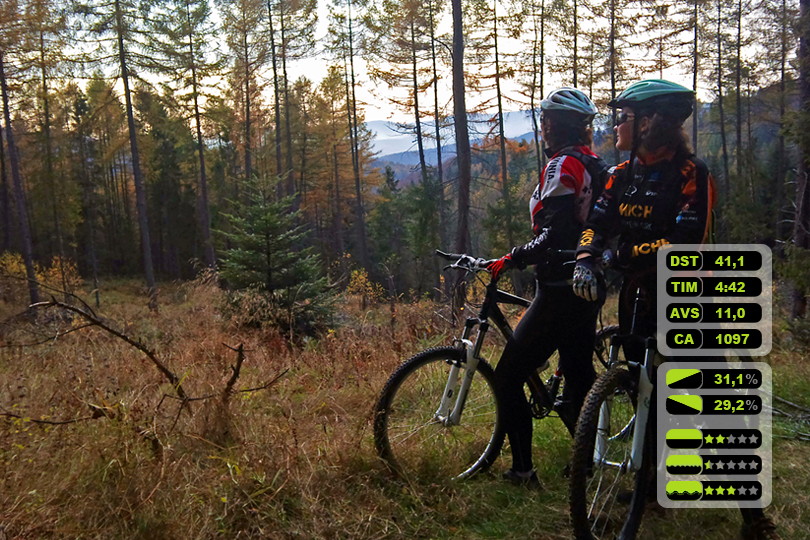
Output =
[
  {"x1": 568, "y1": 284, "x2": 657, "y2": 540},
  {"x1": 373, "y1": 250, "x2": 617, "y2": 481}
]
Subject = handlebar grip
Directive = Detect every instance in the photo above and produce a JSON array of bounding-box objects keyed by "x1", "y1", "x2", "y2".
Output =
[{"x1": 436, "y1": 249, "x2": 465, "y2": 261}]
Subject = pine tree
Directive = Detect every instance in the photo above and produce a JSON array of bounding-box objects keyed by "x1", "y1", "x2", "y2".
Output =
[
  {"x1": 218, "y1": 177, "x2": 333, "y2": 337},
  {"x1": 368, "y1": 166, "x2": 408, "y2": 291}
]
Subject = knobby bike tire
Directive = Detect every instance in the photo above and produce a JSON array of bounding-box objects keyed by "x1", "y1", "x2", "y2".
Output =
[
  {"x1": 373, "y1": 346, "x2": 504, "y2": 481},
  {"x1": 569, "y1": 366, "x2": 650, "y2": 540}
]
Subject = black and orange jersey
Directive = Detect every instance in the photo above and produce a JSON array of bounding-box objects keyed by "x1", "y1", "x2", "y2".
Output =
[{"x1": 576, "y1": 150, "x2": 716, "y2": 273}]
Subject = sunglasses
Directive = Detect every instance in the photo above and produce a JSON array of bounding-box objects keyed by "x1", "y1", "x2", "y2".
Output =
[{"x1": 615, "y1": 112, "x2": 635, "y2": 126}]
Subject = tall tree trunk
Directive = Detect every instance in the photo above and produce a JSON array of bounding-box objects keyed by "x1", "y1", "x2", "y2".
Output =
[
  {"x1": 39, "y1": 31, "x2": 69, "y2": 297},
  {"x1": 493, "y1": 3, "x2": 519, "y2": 295},
  {"x1": 0, "y1": 51, "x2": 40, "y2": 306},
  {"x1": 115, "y1": 0, "x2": 157, "y2": 309},
  {"x1": 243, "y1": 30, "x2": 253, "y2": 183},
  {"x1": 187, "y1": 3, "x2": 215, "y2": 269},
  {"x1": 572, "y1": 0, "x2": 578, "y2": 87},
  {"x1": 77, "y1": 116, "x2": 101, "y2": 307},
  {"x1": 331, "y1": 143, "x2": 344, "y2": 256},
  {"x1": 792, "y1": 0, "x2": 810, "y2": 317},
  {"x1": 610, "y1": 0, "x2": 619, "y2": 163},
  {"x1": 429, "y1": 0, "x2": 450, "y2": 299},
  {"x1": 268, "y1": 0, "x2": 283, "y2": 197},
  {"x1": 280, "y1": 3, "x2": 295, "y2": 206},
  {"x1": 776, "y1": 0, "x2": 788, "y2": 239},
  {"x1": 717, "y1": 1, "x2": 730, "y2": 199},
  {"x1": 409, "y1": 18, "x2": 437, "y2": 296},
  {"x1": 493, "y1": 6, "x2": 514, "y2": 251},
  {"x1": 530, "y1": 5, "x2": 545, "y2": 176},
  {"x1": 451, "y1": 0, "x2": 473, "y2": 318},
  {"x1": 692, "y1": 0, "x2": 699, "y2": 154},
  {"x1": 411, "y1": 21, "x2": 428, "y2": 186},
  {"x1": 0, "y1": 121, "x2": 9, "y2": 252},
  {"x1": 345, "y1": 0, "x2": 370, "y2": 272},
  {"x1": 429, "y1": 0, "x2": 446, "y2": 249},
  {"x1": 735, "y1": 0, "x2": 743, "y2": 180}
]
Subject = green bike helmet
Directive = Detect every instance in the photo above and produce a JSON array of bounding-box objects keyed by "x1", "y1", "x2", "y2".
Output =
[
  {"x1": 541, "y1": 87, "x2": 598, "y2": 123},
  {"x1": 609, "y1": 79, "x2": 694, "y2": 122}
]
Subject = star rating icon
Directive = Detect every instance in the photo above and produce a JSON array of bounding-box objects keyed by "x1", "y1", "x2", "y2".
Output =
[
  {"x1": 716, "y1": 434, "x2": 726, "y2": 444},
  {"x1": 728, "y1": 435, "x2": 737, "y2": 444},
  {"x1": 705, "y1": 434, "x2": 714, "y2": 444},
  {"x1": 705, "y1": 486, "x2": 714, "y2": 495},
  {"x1": 704, "y1": 460, "x2": 713, "y2": 470}
]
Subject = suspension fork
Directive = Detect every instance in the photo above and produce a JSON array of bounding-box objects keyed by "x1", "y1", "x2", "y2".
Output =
[
  {"x1": 629, "y1": 336, "x2": 656, "y2": 471},
  {"x1": 435, "y1": 319, "x2": 490, "y2": 426},
  {"x1": 594, "y1": 331, "x2": 623, "y2": 464}
]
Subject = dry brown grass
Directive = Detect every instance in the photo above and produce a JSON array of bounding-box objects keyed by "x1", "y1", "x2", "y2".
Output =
[
  {"x1": 0, "y1": 278, "x2": 467, "y2": 539},
  {"x1": 0, "y1": 279, "x2": 808, "y2": 539}
]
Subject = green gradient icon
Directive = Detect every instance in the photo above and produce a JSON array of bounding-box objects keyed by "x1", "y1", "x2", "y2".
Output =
[
  {"x1": 666, "y1": 429, "x2": 704, "y2": 449},
  {"x1": 666, "y1": 454, "x2": 703, "y2": 475},
  {"x1": 666, "y1": 480, "x2": 703, "y2": 501},
  {"x1": 666, "y1": 394, "x2": 703, "y2": 414},
  {"x1": 666, "y1": 368, "x2": 702, "y2": 389}
]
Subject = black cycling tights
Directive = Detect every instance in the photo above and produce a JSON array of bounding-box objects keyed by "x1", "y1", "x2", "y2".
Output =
[{"x1": 494, "y1": 285, "x2": 600, "y2": 473}]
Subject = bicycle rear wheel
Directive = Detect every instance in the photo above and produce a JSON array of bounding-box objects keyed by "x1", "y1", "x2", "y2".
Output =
[
  {"x1": 373, "y1": 346, "x2": 504, "y2": 481},
  {"x1": 569, "y1": 366, "x2": 650, "y2": 540}
]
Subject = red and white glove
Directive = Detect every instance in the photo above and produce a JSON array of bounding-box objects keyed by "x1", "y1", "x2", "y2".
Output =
[{"x1": 486, "y1": 253, "x2": 514, "y2": 281}]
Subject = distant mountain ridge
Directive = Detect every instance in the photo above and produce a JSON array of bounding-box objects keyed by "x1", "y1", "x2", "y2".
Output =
[{"x1": 367, "y1": 110, "x2": 540, "y2": 164}]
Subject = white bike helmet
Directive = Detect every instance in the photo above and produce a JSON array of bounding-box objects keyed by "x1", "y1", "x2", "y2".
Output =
[{"x1": 541, "y1": 87, "x2": 598, "y2": 123}]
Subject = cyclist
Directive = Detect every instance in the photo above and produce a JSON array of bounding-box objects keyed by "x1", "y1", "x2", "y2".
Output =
[
  {"x1": 571, "y1": 79, "x2": 779, "y2": 540},
  {"x1": 486, "y1": 87, "x2": 604, "y2": 488}
]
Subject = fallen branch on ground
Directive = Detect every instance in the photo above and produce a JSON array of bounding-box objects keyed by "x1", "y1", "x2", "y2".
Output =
[{"x1": 30, "y1": 297, "x2": 189, "y2": 402}]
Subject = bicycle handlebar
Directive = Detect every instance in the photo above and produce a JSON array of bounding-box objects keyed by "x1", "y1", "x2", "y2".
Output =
[
  {"x1": 435, "y1": 250, "x2": 491, "y2": 273},
  {"x1": 436, "y1": 248, "x2": 581, "y2": 275}
]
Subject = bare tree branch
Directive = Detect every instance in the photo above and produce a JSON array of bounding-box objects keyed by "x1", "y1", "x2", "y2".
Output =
[{"x1": 30, "y1": 298, "x2": 188, "y2": 401}]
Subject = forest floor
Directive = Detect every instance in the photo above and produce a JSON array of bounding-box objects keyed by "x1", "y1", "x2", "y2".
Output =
[{"x1": 0, "y1": 277, "x2": 808, "y2": 539}]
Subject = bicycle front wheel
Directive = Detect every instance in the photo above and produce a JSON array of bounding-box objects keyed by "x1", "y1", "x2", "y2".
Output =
[
  {"x1": 373, "y1": 346, "x2": 504, "y2": 481},
  {"x1": 569, "y1": 366, "x2": 650, "y2": 540}
]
